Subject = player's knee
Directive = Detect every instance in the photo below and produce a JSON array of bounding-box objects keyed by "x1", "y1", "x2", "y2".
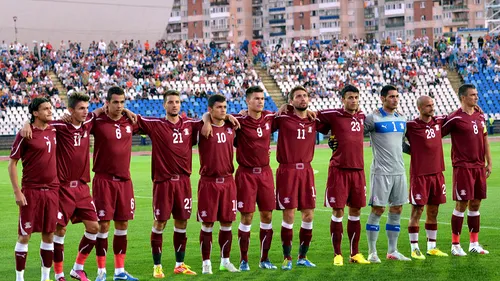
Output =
[
  {"x1": 173, "y1": 219, "x2": 186, "y2": 229},
  {"x1": 301, "y1": 209, "x2": 314, "y2": 222},
  {"x1": 412, "y1": 205, "x2": 424, "y2": 215},
  {"x1": 114, "y1": 221, "x2": 128, "y2": 230},
  {"x1": 86, "y1": 222, "x2": 99, "y2": 234},
  {"x1": 468, "y1": 200, "x2": 481, "y2": 211},
  {"x1": 455, "y1": 201, "x2": 468, "y2": 212},
  {"x1": 41, "y1": 232, "x2": 54, "y2": 243},
  {"x1": 348, "y1": 208, "x2": 361, "y2": 217},
  {"x1": 99, "y1": 221, "x2": 111, "y2": 233},
  {"x1": 372, "y1": 206, "x2": 385, "y2": 216},
  {"x1": 18, "y1": 235, "x2": 30, "y2": 244},
  {"x1": 333, "y1": 208, "x2": 344, "y2": 218},
  {"x1": 55, "y1": 225, "x2": 67, "y2": 236},
  {"x1": 260, "y1": 211, "x2": 272, "y2": 224},
  {"x1": 389, "y1": 205, "x2": 402, "y2": 214},
  {"x1": 240, "y1": 212, "x2": 253, "y2": 225},
  {"x1": 202, "y1": 222, "x2": 214, "y2": 228}
]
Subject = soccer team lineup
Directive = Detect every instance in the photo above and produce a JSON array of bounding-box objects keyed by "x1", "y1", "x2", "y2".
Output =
[{"x1": 4, "y1": 80, "x2": 494, "y2": 281}]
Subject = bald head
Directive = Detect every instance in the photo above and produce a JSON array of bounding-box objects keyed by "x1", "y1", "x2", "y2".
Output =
[
  {"x1": 417, "y1": 95, "x2": 434, "y2": 120},
  {"x1": 416, "y1": 95, "x2": 432, "y2": 109}
]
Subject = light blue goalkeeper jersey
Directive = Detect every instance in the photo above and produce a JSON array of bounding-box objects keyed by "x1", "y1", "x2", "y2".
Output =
[{"x1": 364, "y1": 108, "x2": 407, "y2": 175}]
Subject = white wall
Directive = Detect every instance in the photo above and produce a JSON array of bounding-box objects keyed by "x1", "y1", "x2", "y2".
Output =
[{"x1": 0, "y1": 0, "x2": 173, "y2": 47}]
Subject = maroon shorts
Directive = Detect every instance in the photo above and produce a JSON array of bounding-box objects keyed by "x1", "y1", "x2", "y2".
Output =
[
  {"x1": 58, "y1": 181, "x2": 98, "y2": 226},
  {"x1": 410, "y1": 173, "x2": 447, "y2": 206},
  {"x1": 153, "y1": 175, "x2": 192, "y2": 221},
  {"x1": 275, "y1": 163, "x2": 316, "y2": 210},
  {"x1": 324, "y1": 167, "x2": 366, "y2": 209},
  {"x1": 92, "y1": 173, "x2": 135, "y2": 221},
  {"x1": 197, "y1": 175, "x2": 237, "y2": 223},
  {"x1": 235, "y1": 166, "x2": 275, "y2": 213},
  {"x1": 18, "y1": 188, "x2": 59, "y2": 235},
  {"x1": 453, "y1": 167, "x2": 487, "y2": 201}
]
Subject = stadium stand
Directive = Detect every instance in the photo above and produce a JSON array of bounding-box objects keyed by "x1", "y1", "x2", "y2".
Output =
[{"x1": 2, "y1": 36, "x2": 500, "y2": 136}]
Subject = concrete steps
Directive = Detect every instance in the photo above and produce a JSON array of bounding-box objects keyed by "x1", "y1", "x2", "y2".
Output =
[
  {"x1": 447, "y1": 69, "x2": 463, "y2": 95},
  {"x1": 256, "y1": 68, "x2": 287, "y2": 108},
  {"x1": 48, "y1": 71, "x2": 68, "y2": 105}
]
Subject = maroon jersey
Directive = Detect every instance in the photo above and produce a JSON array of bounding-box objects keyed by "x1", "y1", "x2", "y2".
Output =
[
  {"x1": 234, "y1": 110, "x2": 275, "y2": 167},
  {"x1": 51, "y1": 114, "x2": 95, "y2": 184},
  {"x1": 405, "y1": 116, "x2": 446, "y2": 176},
  {"x1": 273, "y1": 113, "x2": 325, "y2": 164},
  {"x1": 195, "y1": 121, "x2": 235, "y2": 177},
  {"x1": 442, "y1": 108, "x2": 487, "y2": 168},
  {"x1": 10, "y1": 125, "x2": 59, "y2": 189},
  {"x1": 91, "y1": 115, "x2": 138, "y2": 179},
  {"x1": 317, "y1": 108, "x2": 365, "y2": 169},
  {"x1": 137, "y1": 115, "x2": 198, "y2": 182}
]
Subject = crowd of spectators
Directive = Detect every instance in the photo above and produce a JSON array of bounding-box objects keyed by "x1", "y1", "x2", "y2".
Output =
[{"x1": 4, "y1": 33, "x2": 500, "y2": 113}]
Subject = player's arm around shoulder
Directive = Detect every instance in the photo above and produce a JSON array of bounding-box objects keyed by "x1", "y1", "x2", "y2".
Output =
[{"x1": 364, "y1": 112, "x2": 376, "y2": 134}]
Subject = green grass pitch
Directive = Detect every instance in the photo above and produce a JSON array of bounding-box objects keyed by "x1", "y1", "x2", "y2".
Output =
[{"x1": 0, "y1": 142, "x2": 499, "y2": 281}]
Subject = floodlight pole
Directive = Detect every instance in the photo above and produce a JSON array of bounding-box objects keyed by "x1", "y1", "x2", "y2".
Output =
[{"x1": 13, "y1": 16, "x2": 18, "y2": 42}]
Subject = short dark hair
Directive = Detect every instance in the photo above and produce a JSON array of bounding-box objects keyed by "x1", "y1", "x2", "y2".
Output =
[
  {"x1": 340, "y1": 85, "x2": 359, "y2": 98},
  {"x1": 458, "y1": 84, "x2": 476, "y2": 100},
  {"x1": 106, "y1": 86, "x2": 125, "y2": 101},
  {"x1": 245, "y1": 86, "x2": 264, "y2": 99},
  {"x1": 288, "y1": 85, "x2": 308, "y2": 101},
  {"x1": 28, "y1": 97, "x2": 51, "y2": 123},
  {"x1": 380, "y1": 85, "x2": 398, "y2": 97},
  {"x1": 163, "y1": 89, "x2": 180, "y2": 101},
  {"x1": 68, "y1": 92, "x2": 90, "y2": 109},
  {"x1": 208, "y1": 94, "x2": 226, "y2": 108}
]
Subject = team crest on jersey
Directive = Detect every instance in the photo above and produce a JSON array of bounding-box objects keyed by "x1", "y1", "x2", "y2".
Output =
[
  {"x1": 238, "y1": 201, "x2": 244, "y2": 209},
  {"x1": 83, "y1": 131, "x2": 88, "y2": 138},
  {"x1": 329, "y1": 197, "x2": 336, "y2": 203},
  {"x1": 460, "y1": 190, "x2": 466, "y2": 196},
  {"x1": 98, "y1": 210, "x2": 106, "y2": 217},
  {"x1": 284, "y1": 197, "x2": 290, "y2": 204},
  {"x1": 265, "y1": 123, "x2": 270, "y2": 130},
  {"x1": 126, "y1": 126, "x2": 131, "y2": 133},
  {"x1": 57, "y1": 212, "x2": 63, "y2": 219},
  {"x1": 24, "y1": 222, "x2": 32, "y2": 229},
  {"x1": 415, "y1": 194, "x2": 422, "y2": 200},
  {"x1": 201, "y1": 210, "x2": 207, "y2": 217},
  {"x1": 227, "y1": 128, "x2": 233, "y2": 135},
  {"x1": 308, "y1": 126, "x2": 312, "y2": 133},
  {"x1": 184, "y1": 128, "x2": 190, "y2": 135}
]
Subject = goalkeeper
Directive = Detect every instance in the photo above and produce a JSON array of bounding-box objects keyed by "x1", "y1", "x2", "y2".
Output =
[{"x1": 316, "y1": 85, "x2": 370, "y2": 266}]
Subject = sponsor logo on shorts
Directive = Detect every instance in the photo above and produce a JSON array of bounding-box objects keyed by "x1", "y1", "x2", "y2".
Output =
[
  {"x1": 238, "y1": 201, "x2": 244, "y2": 209},
  {"x1": 155, "y1": 209, "x2": 160, "y2": 216},
  {"x1": 57, "y1": 212, "x2": 63, "y2": 219},
  {"x1": 24, "y1": 222, "x2": 31, "y2": 229},
  {"x1": 329, "y1": 197, "x2": 336, "y2": 203},
  {"x1": 98, "y1": 210, "x2": 106, "y2": 217},
  {"x1": 460, "y1": 190, "x2": 466, "y2": 196},
  {"x1": 415, "y1": 194, "x2": 422, "y2": 200},
  {"x1": 201, "y1": 211, "x2": 207, "y2": 217},
  {"x1": 283, "y1": 197, "x2": 290, "y2": 204}
]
